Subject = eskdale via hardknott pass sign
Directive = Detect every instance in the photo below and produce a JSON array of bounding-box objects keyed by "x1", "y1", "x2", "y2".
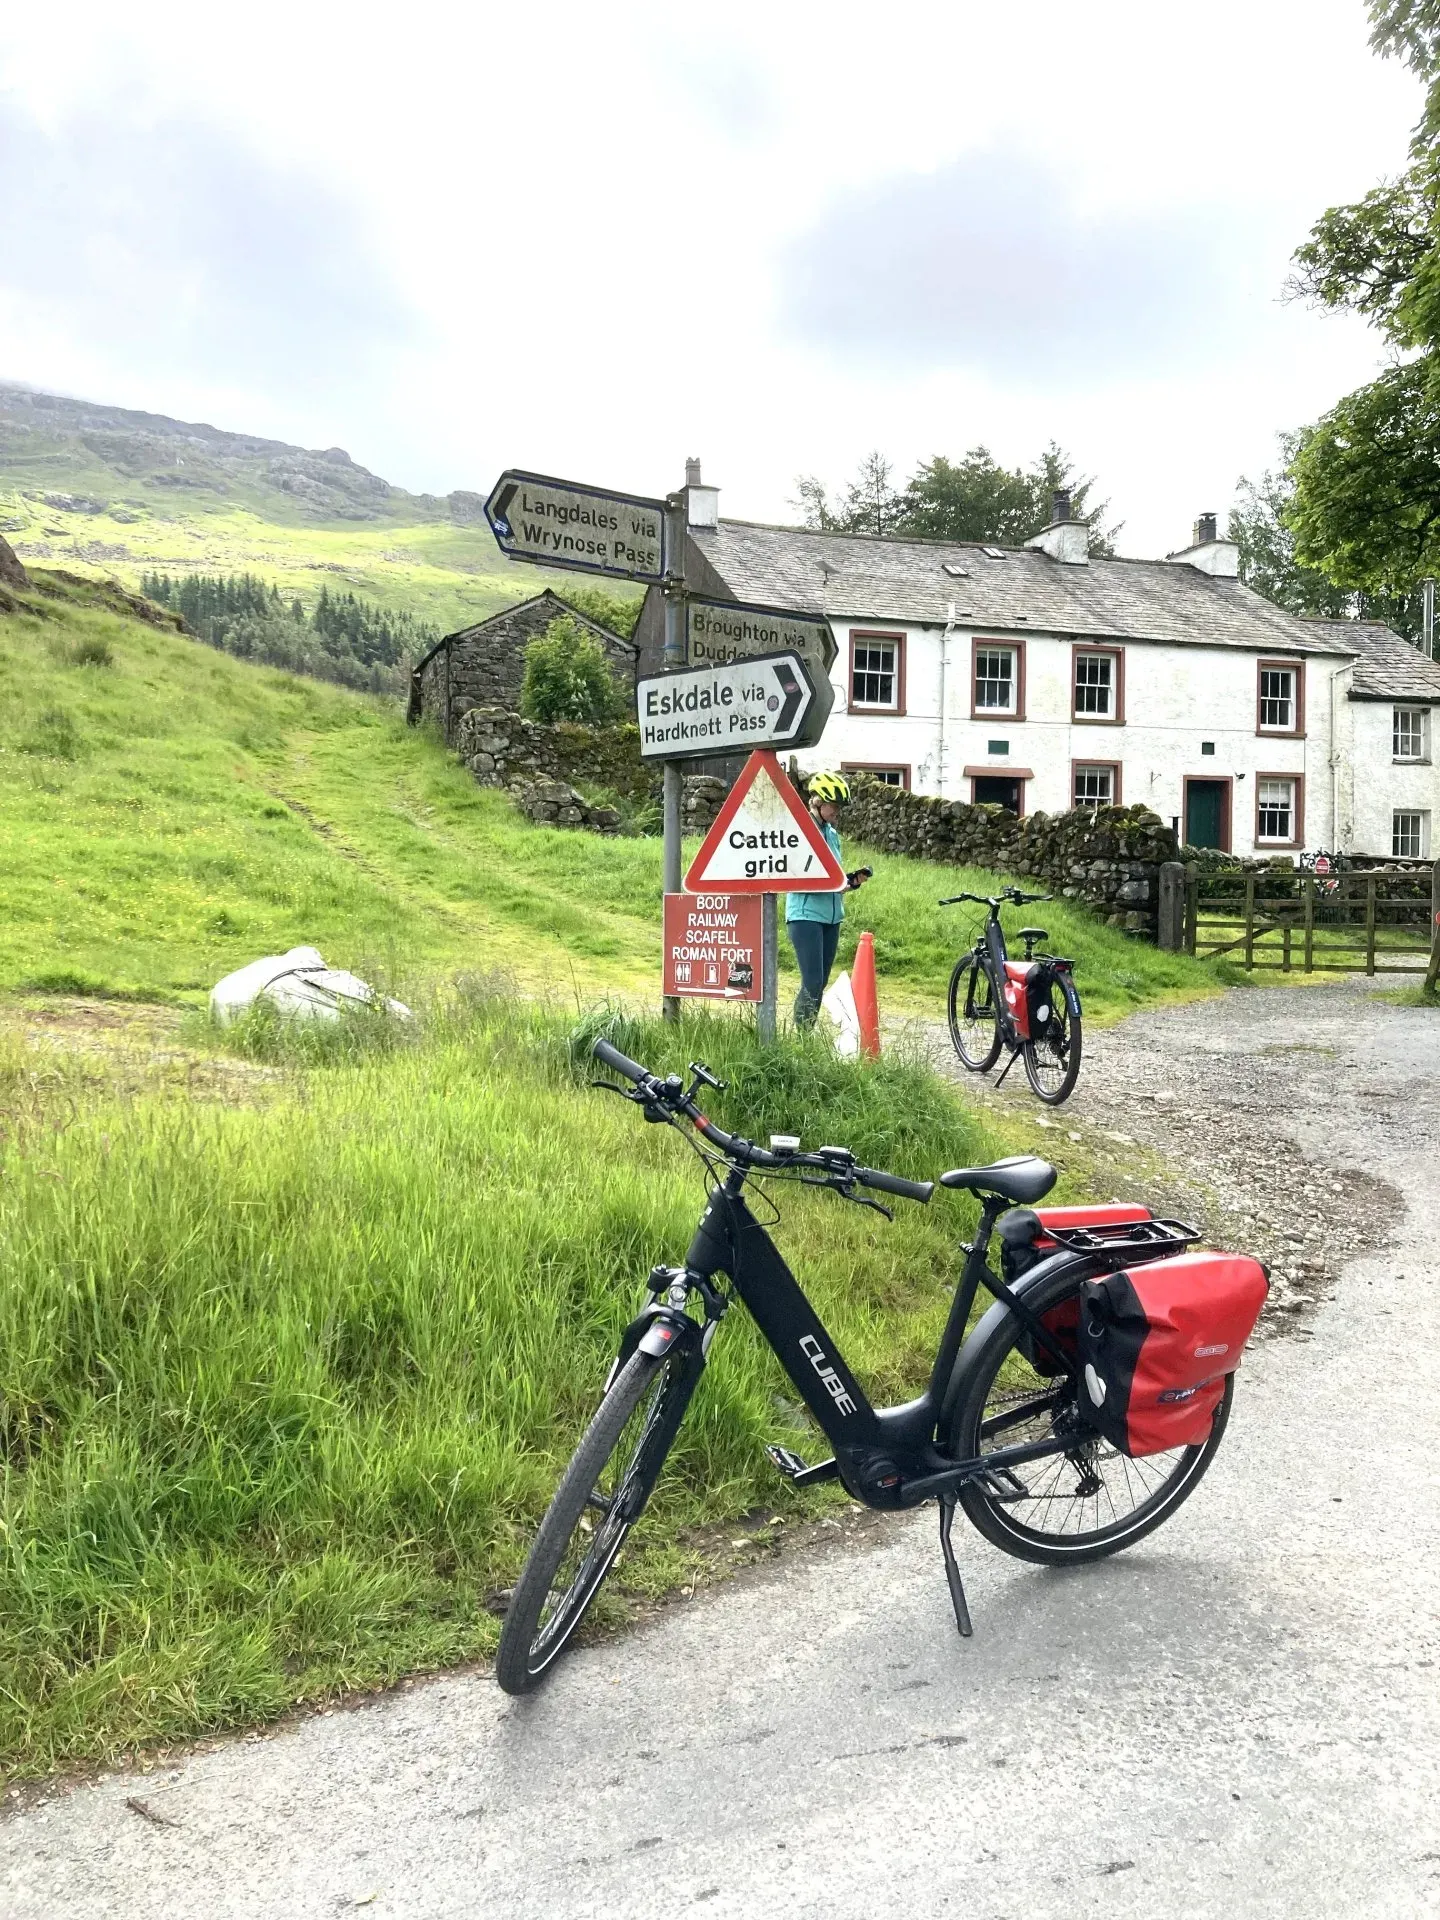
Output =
[
  {"x1": 635, "y1": 651, "x2": 832, "y2": 760},
  {"x1": 484, "y1": 470, "x2": 668, "y2": 583}
]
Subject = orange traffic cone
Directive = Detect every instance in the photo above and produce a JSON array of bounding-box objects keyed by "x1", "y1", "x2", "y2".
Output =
[{"x1": 852, "y1": 930, "x2": 881, "y2": 1058}]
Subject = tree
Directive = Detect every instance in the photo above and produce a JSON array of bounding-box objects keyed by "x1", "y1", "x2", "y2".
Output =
[
  {"x1": 793, "y1": 443, "x2": 1120, "y2": 551},
  {"x1": 1229, "y1": 434, "x2": 1355, "y2": 616},
  {"x1": 792, "y1": 452, "x2": 906, "y2": 537},
  {"x1": 519, "y1": 615, "x2": 625, "y2": 727},
  {"x1": 900, "y1": 443, "x2": 1121, "y2": 553},
  {"x1": 1286, "y1": 10, "x2": 1440, "y2": 610}
]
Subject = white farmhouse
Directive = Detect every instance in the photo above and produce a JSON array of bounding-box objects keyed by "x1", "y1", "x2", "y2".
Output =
[{"x1": 641, "y1": 475, "x2": 1440, "y2": 860}]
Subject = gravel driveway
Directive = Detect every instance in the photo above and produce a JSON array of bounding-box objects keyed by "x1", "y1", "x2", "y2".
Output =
[{"x1": 4, "y1": 979, "x2": 1439, "y2": 1919}]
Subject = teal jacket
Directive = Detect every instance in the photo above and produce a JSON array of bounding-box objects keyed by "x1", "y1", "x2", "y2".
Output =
[{"x1": 786, "y1": 822, "x2": 846, "y2": 925}]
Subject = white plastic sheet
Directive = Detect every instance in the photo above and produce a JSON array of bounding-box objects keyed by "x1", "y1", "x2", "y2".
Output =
[
  {"x1": 821, "y1": 969, "x2": 861, "y2": 1057},
  {"x1": 209, "y1": 947, "x2": 412, "y2": 1027}
]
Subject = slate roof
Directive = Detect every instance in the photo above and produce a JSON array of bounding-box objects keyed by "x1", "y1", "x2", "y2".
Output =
[
  {"x1": 689, "y1": 520, "x2": 1354, "y2": 657},
  {"x1": 1301, "y1": 617, "x2": 1440, "y2": 702},
  {"x1": 410, "y1": 588, "x2": 633, "y2": 677}
]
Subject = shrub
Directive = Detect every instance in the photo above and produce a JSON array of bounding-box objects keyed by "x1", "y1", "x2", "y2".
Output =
[{"x1": 520, "y1": 615, "x2": 626, "y2": 726}]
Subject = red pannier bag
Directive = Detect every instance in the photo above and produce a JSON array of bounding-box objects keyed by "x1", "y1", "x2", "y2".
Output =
[
  {"x1": 1004, "y1": 1205, "x2": 1153, "y2": 1377},
  {"x1": 1076, "y1": 1252, "x2": 1269, "y2": 1456}
]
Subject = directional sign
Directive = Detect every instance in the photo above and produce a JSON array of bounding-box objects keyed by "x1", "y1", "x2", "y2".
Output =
[
  {"x1": 686, "y1": 596, "x2": 838, "y2": 673},
  {"x1": 684, "y1": 751, "x2": 846, "y2": 894},
  {"x1": 636, "y1": 650, "x2": 833, "y2": 760},
  {"x1": 663, "y1": 893, "x2": 763, "y2": 1000},
  {"x1": 485, "y1": 469, "x2": 668, "y2": 583}
]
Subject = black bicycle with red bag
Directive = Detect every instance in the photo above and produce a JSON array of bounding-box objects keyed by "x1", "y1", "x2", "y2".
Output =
[
  {"x1": 494, "y1": 1042, "x2": 1268, "y2": 1695},
  {"x1": 943, "y1": 887, "x2": 1082, "y2": 1104}
]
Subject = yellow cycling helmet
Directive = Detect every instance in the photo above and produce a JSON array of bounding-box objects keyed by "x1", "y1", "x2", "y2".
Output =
[{"x1": 806, "y1": 771, "x2": 851, "y2": 805}]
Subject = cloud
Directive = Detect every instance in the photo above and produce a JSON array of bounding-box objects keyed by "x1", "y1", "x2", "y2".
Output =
[
  {"x1": 0, "y1": 104, "x2": 415, "y2": 396},
  {"x1": 777, "y1": 150, "x2": 1288, "y2": 384}
]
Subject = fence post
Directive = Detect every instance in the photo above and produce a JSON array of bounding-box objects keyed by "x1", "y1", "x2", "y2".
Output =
[
  {"x1": 1157, "y1": 862, "x2": 1185, "y2": 951},
  {"x1": 1244, "y1": 873, "x2": 1256, "y2": 970},
  {"x1": 1282, "y1": 922, "x2": 1292, "y2": 973},
  {"x1": 1304, "y1": 876, "x2": 1315, "y2": 972},
  {"x1": 1427, "y1": 860, "x2": 1440, "y2": 993},
  {"x1": 1184, "y1": 864, "x2": 1198, "y2": 955},
  {"x1": 1365, "y1": 873, "x2": 1378, "y2": 976}
]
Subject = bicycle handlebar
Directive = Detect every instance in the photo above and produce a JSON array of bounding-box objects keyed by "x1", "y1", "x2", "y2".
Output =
[
  {"x1": 589, "y1": 1038, "x2": 933, "y2": 1204},
  {"x1": 938, "y1": 887, "x2": 1052, "y2": 909}
]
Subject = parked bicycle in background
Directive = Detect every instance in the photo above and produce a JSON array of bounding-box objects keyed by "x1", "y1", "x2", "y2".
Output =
[{"x1": 943, "y1": 888, "x2": 1083, "y2": 1105}]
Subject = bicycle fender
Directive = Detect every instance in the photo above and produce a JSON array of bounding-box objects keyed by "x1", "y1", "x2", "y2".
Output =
[
  {"x1": 1061, "y1": 975, "x2": 1083, "y2": 1017},
  {"x1": 605, "y1": 1303, "x2": 702, "y2": 1391}
]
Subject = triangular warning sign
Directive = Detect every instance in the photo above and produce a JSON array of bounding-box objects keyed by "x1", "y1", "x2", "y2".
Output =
[{"x1": 684, "y1": 751, "x2": 846, "y2": 894}]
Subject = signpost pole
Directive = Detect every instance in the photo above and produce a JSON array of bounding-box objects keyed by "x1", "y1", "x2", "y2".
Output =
[
  {"x1": 661, "y1": 490, "x2": 688, "y2": 1021},
  {"x1": 758, "y1": 894, "x2": 778, "y2": 1044}
]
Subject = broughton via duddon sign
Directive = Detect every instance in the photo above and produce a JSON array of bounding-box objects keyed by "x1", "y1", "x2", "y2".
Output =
[
  {"x1": 685, "y1": 596, "x2": 838, "y2": 673},
  {"x1": 636, "y1": 650, "x2": 833, "y2": 760},
  {"x1": 484, "y1": 470, "x2": 668, "y2": 583}
]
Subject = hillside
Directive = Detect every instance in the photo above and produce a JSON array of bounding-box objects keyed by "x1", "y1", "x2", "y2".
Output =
[
  {"x1": 0, "y1": 383, "x2": 641, "y2": 634},
  {"x1": 0, "y1": 569, "x2": 1223, "y2": 1020}
]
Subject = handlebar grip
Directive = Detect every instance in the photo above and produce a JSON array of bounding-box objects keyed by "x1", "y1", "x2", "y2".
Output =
[
  {"x1": 592, "y1": 1036, "x2": 650, "y2": 1082},
  {"x1": 857, "y1": 1166, "x2": 935, "y2": 1204}
]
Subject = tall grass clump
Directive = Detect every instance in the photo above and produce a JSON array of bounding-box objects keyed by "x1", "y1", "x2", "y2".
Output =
[{"x1": 0, "y1": 993, "x2": 1009, "y2": 1778}]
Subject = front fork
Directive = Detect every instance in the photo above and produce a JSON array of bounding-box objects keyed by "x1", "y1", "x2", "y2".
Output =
[{"x1": 604, "y1": 1264, "x2": 729, "y2": 1393}]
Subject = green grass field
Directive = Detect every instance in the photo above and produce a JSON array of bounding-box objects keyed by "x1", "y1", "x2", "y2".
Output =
[
  {"x1": 0, "y1": 572, "x2": 1230, "y2": 1022},
  {"x1": 0, "y1": 575, "x2": 1234, "y2": 1779}
]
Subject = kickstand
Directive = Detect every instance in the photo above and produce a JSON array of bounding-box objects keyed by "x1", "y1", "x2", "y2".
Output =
[
  {"x1": 938, "y1": 1495, "x2": 973, "y2": 1639},
  {"x1": 993, "y1": 1045, "x2": 1023, "y2": 1088}
]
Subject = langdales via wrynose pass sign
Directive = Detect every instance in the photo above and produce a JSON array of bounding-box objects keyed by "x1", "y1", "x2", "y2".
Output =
[
  {"x1": 635, "y1": 651, "x2": 834, "y2": 760},
  {"x1": 484, "y1": 470, "x2": 668, "y2": 583}
]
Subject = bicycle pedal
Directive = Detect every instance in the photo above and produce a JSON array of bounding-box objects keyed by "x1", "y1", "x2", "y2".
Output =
[
  {"x1": 975, "y1": 1466, "x2": 1029, "y2": 1503},
  {"x1": 764, "y1": 1444, "x2": 809, "y2": 1480}
]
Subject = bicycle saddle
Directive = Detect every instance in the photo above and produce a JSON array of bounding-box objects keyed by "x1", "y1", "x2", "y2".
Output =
[
  {"x1": 939, "y1": 1155, "x2": 1057, "y2": 1205},
  {"x1": 1018, "y1": 927, "x2": 1049, "y2": 942}
]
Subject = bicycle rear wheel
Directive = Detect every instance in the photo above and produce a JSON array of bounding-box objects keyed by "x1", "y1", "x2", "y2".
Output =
[
  {"x1": 1021, "y1": 983, "x2": 1081, "y2": 1104},
  {"x1": 495, "y1": 1343, "x2": 695, "y2": 1694},
  {"x1": 948, "y1": 955, "x2": 1002, "y2": 1071},
  {"x1": 945, "y1": 1262, "x2": 1231, "y2": 1566}
]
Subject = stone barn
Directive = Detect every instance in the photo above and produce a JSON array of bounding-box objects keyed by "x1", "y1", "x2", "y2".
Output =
[{"x1": 406, "y1": 590, "x2": 637, "y2": 744}]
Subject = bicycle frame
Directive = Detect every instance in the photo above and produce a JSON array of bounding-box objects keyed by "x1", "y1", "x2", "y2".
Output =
[{"x1": 617, "y1": 1168, "x2": 1096, "y2": 1516}]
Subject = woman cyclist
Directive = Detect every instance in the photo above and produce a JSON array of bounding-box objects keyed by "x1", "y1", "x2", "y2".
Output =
[{"x1": 786, "y1": 771, "x2": 872, "y2": 1028}]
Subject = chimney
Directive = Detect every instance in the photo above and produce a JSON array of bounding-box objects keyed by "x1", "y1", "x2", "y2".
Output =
[
  {"x1": 1025, "y1": 502, "x2": 1088, "y2": 565},
  {"x1": 684, "y1": 456, "x2": 719, "y2": 531},
  {"x1": 1165, "y1": 508, "x2": 1238, "y2": 578}
]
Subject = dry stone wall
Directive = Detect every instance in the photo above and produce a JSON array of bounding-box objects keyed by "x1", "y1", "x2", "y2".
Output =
[{"x1": 843, "y1": 775, "x2": 1179, "y2": 934}]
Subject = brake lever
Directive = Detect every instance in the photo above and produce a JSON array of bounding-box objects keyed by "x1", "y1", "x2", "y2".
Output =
[{"x1": 836, "y1": 1182, "x2": 894, "y2": 1222}]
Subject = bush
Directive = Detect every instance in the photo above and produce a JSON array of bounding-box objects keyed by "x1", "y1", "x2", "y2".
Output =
[{"x1": 520, "y1": 615, "x2": 626, "y2": 726}]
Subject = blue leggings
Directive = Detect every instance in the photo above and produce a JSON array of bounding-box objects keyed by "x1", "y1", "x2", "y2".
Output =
[{"x1": 788, "y1": 919, "x2": 841, "y2": 1029}]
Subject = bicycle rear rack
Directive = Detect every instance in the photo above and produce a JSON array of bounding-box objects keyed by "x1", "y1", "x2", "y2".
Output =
[{"x1": 1042, "y1": 1217, "x2": 1200, "y2": 1261}]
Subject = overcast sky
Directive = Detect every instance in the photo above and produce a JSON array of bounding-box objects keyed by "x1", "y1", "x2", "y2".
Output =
[{"x1": 0, "y1": 0, "x2": 1422, "y2": 555}]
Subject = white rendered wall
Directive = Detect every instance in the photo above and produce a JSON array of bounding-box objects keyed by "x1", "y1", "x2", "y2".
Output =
[
  {"x1": 799, "y1": 623, "x2": 1385, "y2": 856},
  {"x1": 1349, "y1": 700, "x2": 1440, "y2": 857}
]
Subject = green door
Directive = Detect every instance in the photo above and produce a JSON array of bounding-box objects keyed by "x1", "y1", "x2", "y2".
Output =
[{"x1": 1185, "y1": 780, "x2": 1226, "y2": 849}]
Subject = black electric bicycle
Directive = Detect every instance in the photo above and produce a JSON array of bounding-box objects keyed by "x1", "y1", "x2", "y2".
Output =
[
  {"x1": 943, "y1": 887, "x2": 1083, "y2": 1105},
  {"x1": 493, "y1": 1038, "x2": 1229, "y2": 1694}
]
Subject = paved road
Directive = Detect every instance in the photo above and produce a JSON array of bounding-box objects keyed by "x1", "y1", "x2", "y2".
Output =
[{"x1": 6, "y1": 984, "x2": 1440, "y2": 1918}]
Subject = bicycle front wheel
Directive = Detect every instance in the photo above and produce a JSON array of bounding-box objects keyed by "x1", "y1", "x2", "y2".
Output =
[
  {"x1": 495, "y1": 1343, "x2": 695, "y2": 1695},
  {"x1": 945, "y1": 1262, "x2": 1231, "y2": 1566},
  {"x1": 948, "y1": 955, "x2": 1002, "y2": 1071},
  {"x1": 1021, "y1": 983, "x2": 1081, "y2": 1104}
]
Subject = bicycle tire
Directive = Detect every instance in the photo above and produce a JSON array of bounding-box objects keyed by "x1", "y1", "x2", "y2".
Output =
[
  {"x1": 948, "y1": 955, "x2": 1002, "y2": 1072},
  {"x1": 945, "y1": 1261, "x2": 1231, "y2": 1566},
  {"x1": 495, "y1": 1344, "x2": 692, "y2": 1694},
  {"x1": 1021, "y1": 986, "x2": 1081, "y2": 1105}
]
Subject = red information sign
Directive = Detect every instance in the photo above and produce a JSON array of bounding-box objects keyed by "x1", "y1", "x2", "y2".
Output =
[{"x1": 663, "y1": 892, "x2": 764, "y2": 1001}]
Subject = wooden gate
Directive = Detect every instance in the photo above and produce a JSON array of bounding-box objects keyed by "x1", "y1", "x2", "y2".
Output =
[{"x1": 1184, "y1": 862, "x2": 1440, "y2": 976}]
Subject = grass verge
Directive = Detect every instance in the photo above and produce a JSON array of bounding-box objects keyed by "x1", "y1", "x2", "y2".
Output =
[{"x1": 0, "y1": 988, "x2": 1046, "y2": 1780}]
